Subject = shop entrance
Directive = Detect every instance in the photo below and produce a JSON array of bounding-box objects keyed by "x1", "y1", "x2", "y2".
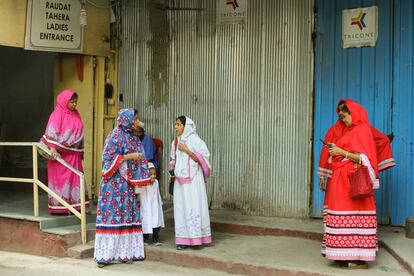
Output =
[{"x1": 0, "y1": 46, "x2": 55, "y2": 191}]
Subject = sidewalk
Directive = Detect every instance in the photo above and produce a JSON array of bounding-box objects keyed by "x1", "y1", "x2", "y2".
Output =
[
  {"x1": 142, "y1": 208, "x2": 412, "y2": 275},
  {"x1": 0, "y1": 187, "x2": 413, "y2": 275},
  {"x1": 0, "y1": 250, "x2": 233, "y2": 276},
  {"x1": 379, "y1": 227, "x2": 414, "y2": 275},
  {"x1": 144, "y1": 227, "x2": 408, "y2": 275}
]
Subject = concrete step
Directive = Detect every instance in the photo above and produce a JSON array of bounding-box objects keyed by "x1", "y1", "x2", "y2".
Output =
[
  {"x1": 379, "y1": 227, "x2": 414, "y2": 275},
  {"x1": 40, "y1": 213, "x2": 97, "y2": 229},
  {"x1": 65, "y1": 209, "x2": 413, "y2": 275},
  {"x1": 206, "y1": 209, "x2": 323, "y2": 240},
  {"x1": 75, "y1": 227, "x2": 409, "y2": 276},
  {"x1": 42, "y1": 222, "x2": 96, "y2": 246},
  {"x1": 67, "y1": 240, "x2": 95, "y2": 259},
  {"x1": 42, "y1": 222, "x2": 96, "y2": 235},
  {"x1": 2, "y1": 190, "x2": 410, "y2": 276}
]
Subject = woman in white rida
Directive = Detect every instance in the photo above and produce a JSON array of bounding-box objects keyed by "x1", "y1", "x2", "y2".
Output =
[{"x1": 170, "y1": 116, "x2": 212, "y2": 250}]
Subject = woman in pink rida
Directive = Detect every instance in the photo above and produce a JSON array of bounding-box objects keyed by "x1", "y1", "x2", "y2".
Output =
[{"x1": 41, "y1": 89, "x2": 89, "y2": 214}]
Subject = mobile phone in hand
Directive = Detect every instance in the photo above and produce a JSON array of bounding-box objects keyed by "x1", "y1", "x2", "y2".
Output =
[
  {"x1": 319, "y1": 138, "x2": 332, "y2": 148},
  {"x1": 168, "y1": 169, "x2": 175, "y2": 177}
]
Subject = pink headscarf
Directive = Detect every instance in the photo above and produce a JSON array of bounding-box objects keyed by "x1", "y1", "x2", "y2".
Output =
[{"x1": 42, "y1": 89, "x2": 84, "y2": 151}]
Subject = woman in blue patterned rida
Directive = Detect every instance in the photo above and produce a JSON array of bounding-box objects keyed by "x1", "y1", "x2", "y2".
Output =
[{"x1": 94, "y1": 108, "x2": 153, "y2": 267}]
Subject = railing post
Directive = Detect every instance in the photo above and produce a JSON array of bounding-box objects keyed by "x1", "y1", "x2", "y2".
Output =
[
  {"x1": 32, "y1": 145, "x2": 39, "y2": 217},
  {"x1": 80, "y1": 174, "x2": 86, "y2": 244}
]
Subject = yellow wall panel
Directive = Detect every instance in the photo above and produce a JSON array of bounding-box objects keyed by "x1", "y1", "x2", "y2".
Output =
[
  {"x1": 54, "y1": 55, "x2": 95, "y2": 195},
  {"x1": 0, "y1": 0, "x2": 110, "y2": 56},
  {"x1": 93, "y1": 56, "x2": 105, "y2": 196},
  {"x1": 0, "y1": 0, "x2": 26, "y2": 48},
  {"x1": 83, "y1": 0, "x2": 111, "y2": 56}
]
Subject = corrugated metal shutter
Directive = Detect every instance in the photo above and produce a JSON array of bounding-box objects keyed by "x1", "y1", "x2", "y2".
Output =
[{"x1": 118, "y1": 0, "x2": 314, "y2": 218}]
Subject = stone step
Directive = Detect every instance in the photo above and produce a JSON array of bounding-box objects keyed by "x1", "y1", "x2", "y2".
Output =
[
  {"x1": 163, "y1": 209, "x2": 323, "y2": 241},
  {"x1": 64, "y1": 210, "x2": 413, "y2": 275},
  {"x1": 74, "y1": 227, "x2": 409, "y2": 276},
  {"x1": 42, "y1": 222, "x2": 96, "y2": 235},
  {"x1": 40, "y1": 213, "x2": 97, "y2": 229},
  {"x1": 42, "y1": 222, "x2": 97, "y2": 246},
  {"x1": 15, "y1": 207, "x2": 409, "y2": 275},
  {"x1": 67, "y1": 240, "x2": 95, "y2": 259}
]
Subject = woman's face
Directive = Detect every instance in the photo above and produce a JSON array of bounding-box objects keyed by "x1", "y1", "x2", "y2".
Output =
[
  {"x1": 175, "y1": 119, "x2": 185, "y2": 136},
  {"x1": 68, "y1": 98, "x2": 78, "y2": 111},
  {"x1": 132, "y1": 115, "x2": 140, "y2": 131},
  {"x1": 338, "y1": 110, "x2": 352, "y2": 127}
]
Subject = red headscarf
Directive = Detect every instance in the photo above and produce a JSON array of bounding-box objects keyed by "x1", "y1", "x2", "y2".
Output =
[
  {"x1": 370, "y1": 127, "x2": 396, "y2": 171},
  {"x1": 319, "y1": 99, "x2": 393, "y2": 177}
]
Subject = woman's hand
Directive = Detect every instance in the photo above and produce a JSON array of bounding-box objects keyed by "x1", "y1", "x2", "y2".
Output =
[
  {"x1": 178, "y1": 143, "x2": 190, "y2": 154},
  {"x1": 50, "y1": 147, "x2": 61, "y2": 159},
  {"x1": 178, "y1": 143, "x2": 199, "y2": 162},
  {"x1": 327, "y1": 143, "x2": 359, "y2": 162},
  {"x1": 327, "y1": 143, "x2": 346, "y2": 156},
  {"x1": 125, "y1": 152, "x2": 144, "y2": 160},
  {"x1": 319, "y1": 176, "x2": 326, "y2": 191},
  {"x1": 149, "y1": 168, "x2": 157, "y2": 183}
]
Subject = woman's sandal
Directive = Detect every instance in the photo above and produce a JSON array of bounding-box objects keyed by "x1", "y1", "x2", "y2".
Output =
[
  {"x1": 347, "y1": 261, "x2": 369, "y2": 269},
  {"x1": 176, "y1": 245, "x2": 188, "y2": 250},
  {"x1": 334, "y1": 260, "x2": 348, "y2": 267},
  {"x1": 97, "y1": 263, "x2": 105, "y2": 268}
]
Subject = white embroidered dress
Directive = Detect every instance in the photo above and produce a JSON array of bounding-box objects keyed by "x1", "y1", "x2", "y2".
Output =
[
  {"x1": 135, "y1": 176, "x2": 165, "y2": 233},
  {"x1": 170, "y1": 117, "x2": 212, "y2": 246}
]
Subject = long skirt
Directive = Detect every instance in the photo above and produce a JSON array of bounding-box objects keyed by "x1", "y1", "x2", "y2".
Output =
[
  {"x1": 47, "y1": 152, "x2": 89, "y2": 213},
  {"x1": 135, "y1": 179, "x2": 165, "y2": 234},
  {"x1": 94, "y1": 174, "x2": 144, "y2": 264},
  {"x1": 173, "y1": 169, "x2": 212, "y2": 246},
  {"x1": 322, "y1": 162, "x2": 377, "y2": 261}
]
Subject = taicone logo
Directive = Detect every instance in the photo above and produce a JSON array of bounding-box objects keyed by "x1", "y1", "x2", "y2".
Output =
[
  {"x1": 351, "y1": 10, "x2": 367, "y2": 30},
  {"x1": 226, "y1": 0, "x2": 239, "y2": 10}
]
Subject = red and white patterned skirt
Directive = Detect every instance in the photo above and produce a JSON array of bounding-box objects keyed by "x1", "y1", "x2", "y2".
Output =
[{"x1": 321, "y1": 164, "x2": 377, "y2": 261}]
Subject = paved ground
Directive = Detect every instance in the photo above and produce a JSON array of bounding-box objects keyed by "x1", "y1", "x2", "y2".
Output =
[
  {"x1": 145, "y1": 227, "x2": 410, "y2": 276},
  {"x1": 0, "y1": 251, "x2": 234, "y2": 276},
  {"x1": 0, "y1": 188, "x2": 413, "y2": 275}
]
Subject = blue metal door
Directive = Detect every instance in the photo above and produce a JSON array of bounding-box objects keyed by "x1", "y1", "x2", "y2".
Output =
[
  {"x1": 390, "y1": 0, "x2": 414, "y2": 225},
  {"x1": 313, "y1": 0, "x2": 394, "y2": 224}
]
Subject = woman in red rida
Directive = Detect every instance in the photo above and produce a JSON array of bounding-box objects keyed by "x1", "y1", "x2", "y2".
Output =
[{"x1": 318, "y1": 99, "x2": 395, "y2": 269}]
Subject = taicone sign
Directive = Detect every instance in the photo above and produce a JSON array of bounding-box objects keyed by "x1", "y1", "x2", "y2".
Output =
[{"x1": 216, "y1": 0, "x2": 247, "y2": 25}]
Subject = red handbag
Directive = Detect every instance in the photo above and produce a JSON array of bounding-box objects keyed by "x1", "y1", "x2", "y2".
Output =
[{"x1": 348, "y1": 166, "x2": 373, "y2": 199}]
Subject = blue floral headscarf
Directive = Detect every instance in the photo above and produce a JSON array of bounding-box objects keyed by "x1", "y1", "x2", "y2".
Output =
[
  {"x1": 117, "y1": 108, "x2": 135, "y2": 133},
  {"x1": 101, "y1": 109, "x2": 152, "y2": 186}
]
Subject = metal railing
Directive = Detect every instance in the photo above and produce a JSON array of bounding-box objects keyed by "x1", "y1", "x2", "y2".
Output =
[{"x1": 0, "y1": 142, "x2": 87, "y2": 244}]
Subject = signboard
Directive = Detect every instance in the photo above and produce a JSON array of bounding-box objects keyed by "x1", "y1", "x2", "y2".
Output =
[
  {"x1": 217, "y1": 0, "x2": 247, "y2": 25},
  {"x1": 25, "y1": 0, "x2": 83, "y2": 53},
  {"x1": 342, "y1": 6, "x2": 378, "y2": 48}
]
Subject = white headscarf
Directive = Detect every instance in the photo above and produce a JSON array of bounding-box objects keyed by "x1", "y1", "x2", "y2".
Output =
[
  {"x1": 171, "y1": 116, "x2": 210, "y2": 182},
  {"x1": 179, "y1": 116, "x2": 196, "y2": 143}
]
